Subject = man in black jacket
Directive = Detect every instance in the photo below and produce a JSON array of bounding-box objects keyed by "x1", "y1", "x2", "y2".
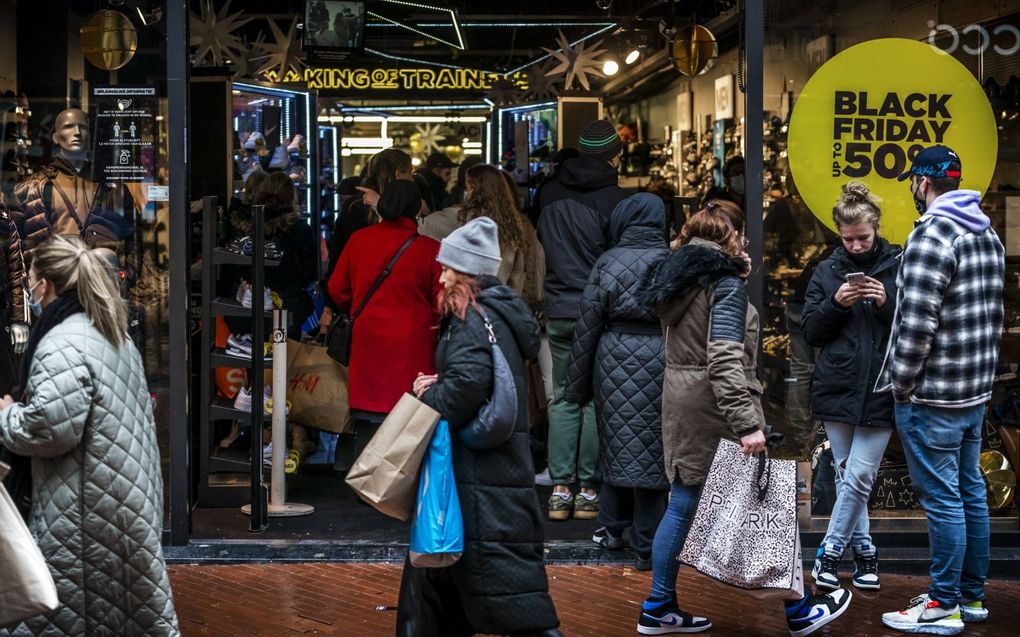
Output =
[{"x1": 538, "y1": 119, "x2": 626, "y2": 521}]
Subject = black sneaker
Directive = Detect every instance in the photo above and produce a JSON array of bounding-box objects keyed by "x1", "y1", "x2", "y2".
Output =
[
  {"x1": 851, "y1": 551, "x2": 880, "y2": 590},
  {"x1": 811, "y1": 546, "x2": 841, "y2": 591},
  {"x1": 786, "y1": 589, "x2": 852, "y2": 637},
  {"x1": 592, "y1": 526, "x2": 624, "y2": 550},
  {"x1": 637, "y1": 599, "x2": 711, "y2": 635}
]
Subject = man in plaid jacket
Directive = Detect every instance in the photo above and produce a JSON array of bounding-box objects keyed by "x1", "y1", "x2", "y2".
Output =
[{"x1": 876, "y1": 146, "x2": 1004, "y2": 635}]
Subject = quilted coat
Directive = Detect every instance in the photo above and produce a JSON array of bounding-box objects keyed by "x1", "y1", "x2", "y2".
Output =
[
  {"x1": 642, "y1": 239, "x2": 764, "y2": 486},
  {"x1": 0, "y1": 194, "x2": 27, "y2": 329},
  {"x1": 801, "y1": 239, "x2": 900, "y2": 428},
  {"x1": 327, "y1": 216, "x2": 442, "y2": 414},
  {"x1": 414, "y1": 279, "x2": 559, "y2": 635},
  {"x1": 0, "y1": 313, "x2": 180, "y2": 637},
  {"x1": 563, "y1": 193, "x2": 669, "y2": 490}
]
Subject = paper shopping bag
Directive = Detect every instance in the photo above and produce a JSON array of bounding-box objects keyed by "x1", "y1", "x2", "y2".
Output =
[
  {"x1": 345, "y1": 393, "x2": 441, "y2": 521},
  {"x1": 0, "y1": 480, "x2": 59, "y2": 626},
  {"x1": 409, "y1": 420, "x2": 464, "y2": 568},
  {"x1": 286, "y1": 339, "x2": 352, "y2": 434},
  {"x1": 679, "y1": 439, "x2": 803, "y2": 600}
]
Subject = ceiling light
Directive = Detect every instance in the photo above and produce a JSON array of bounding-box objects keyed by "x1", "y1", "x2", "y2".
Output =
[
  {"x1": 625, "y1": 49, "x2": 640, "y2": 64},
  {"x1": 602, "y1": 59, "x2": 620, "y2": 75}
]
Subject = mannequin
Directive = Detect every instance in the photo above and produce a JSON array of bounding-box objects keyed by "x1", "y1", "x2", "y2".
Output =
[{"x1": 12, "y1": 108, "x2": 139, "y2": 283}]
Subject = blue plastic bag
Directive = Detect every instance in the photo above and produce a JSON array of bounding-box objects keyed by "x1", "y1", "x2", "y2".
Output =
[{"x1": 409, "y1": 420, "x2": 464, "y2": 567}]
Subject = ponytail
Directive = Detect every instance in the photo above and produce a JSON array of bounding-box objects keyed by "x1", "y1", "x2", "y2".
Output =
[{"x1": 30, "y1": 235, "x2": 127, "y2": 347}]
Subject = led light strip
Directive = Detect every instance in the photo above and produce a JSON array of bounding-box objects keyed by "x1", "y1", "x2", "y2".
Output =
[
  {"x1": 375, "y1": 0, "x2": 464, "y2": 50},
  {"x1": 341, "y1": 103, "x2": 489, "y2": 112},
  {"x1": 364, "y1": 47, "x2": 487, "y2": 72},
  {"x1": 505, "y1": 23, "x2": 619, "y2": 75},
  {"x1": 367, "y1": 21, "x2": 616, "y2": 28},
  {"x1": 367, "y1": 11, "x2": 464, "y2": 50}
]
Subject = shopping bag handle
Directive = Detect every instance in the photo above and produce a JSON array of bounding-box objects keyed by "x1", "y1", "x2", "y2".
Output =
[{"x1": 755, "y1": 451, "x2": 771, "y2": 502}]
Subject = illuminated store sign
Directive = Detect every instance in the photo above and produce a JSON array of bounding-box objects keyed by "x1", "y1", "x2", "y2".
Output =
[{"x1": 268, "y1": 67, "x2": 527, "y2": 93}]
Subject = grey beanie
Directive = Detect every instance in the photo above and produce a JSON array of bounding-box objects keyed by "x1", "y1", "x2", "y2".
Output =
[{"x1": 438, "y1": 217, "x2": 502, "y2": 276}]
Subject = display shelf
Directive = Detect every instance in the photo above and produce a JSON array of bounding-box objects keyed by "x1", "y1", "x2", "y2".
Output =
[
  {"x1": 209, "y1": 447, "x2": 252, "y2": 473},
  {"x1": 209, "y1": 396, "x2": 250, "y2": 422},
  {"x1": 210, "y1": 348, "x2": 273, "y2": 369},
  {"x1": 211, "y1": 296, "x2": 273, "y2": 318},
  {"x1": 212, "y1": 247, "x2": 280, "y2": 267}
]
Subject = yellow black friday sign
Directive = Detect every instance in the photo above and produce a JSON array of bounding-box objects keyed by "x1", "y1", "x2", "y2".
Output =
[{"x1": 788, "y1": 38, "x2": 997, "y2": 245}]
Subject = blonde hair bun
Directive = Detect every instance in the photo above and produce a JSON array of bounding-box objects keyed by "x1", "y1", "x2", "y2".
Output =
[{"x1": 833, "y1": 181, "x2": 882, "y2": 228}]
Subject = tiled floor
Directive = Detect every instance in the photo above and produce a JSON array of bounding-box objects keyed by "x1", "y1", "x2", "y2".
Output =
[{"x1": 168, "y1": 563, "x2": 1020, "y2": 636}]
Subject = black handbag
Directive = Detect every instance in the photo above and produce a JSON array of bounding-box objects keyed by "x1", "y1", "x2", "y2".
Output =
[
  {"x1": 458, "y1": 305, "x2": 519, "y2": 450},
  {"x1": 327, "y1": 235, "x2": 417, "y2": 366}
]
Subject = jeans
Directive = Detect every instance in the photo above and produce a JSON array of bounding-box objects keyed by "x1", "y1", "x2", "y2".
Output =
[
  {"x1": 599, "y1": 485, "x2": 667, "y2": 557},
  {"x1": 545, "y1": 319, "x2": 598, "y2": 488},
  {"x1": 895, "y1": 402, "x2": 989, "y2": 607},
  {"x1": 820, "y1": 422, "x2": 892, "y2": 558},
  {"x1": 648, "y1": 482, "x2": 702, "y2": 602}
]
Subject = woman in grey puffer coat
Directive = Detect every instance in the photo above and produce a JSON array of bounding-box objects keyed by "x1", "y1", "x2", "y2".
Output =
[
  {"x1": 0, "y1": 236, "x2": 179, "y2": 637},
  {"x1": 563, "y1": 193, "x2": 670, "y2": 568}
]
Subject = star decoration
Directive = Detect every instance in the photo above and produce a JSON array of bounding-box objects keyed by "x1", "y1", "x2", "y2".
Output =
[
  {"x1": 543, "y1": 31, "x2": 608, "y2": 92},
  {"x1": 413, "y1": 123, "x2": 446, "y2": 154},
  {"x1": 523, "y1": 62, "x2": 560, "y2": 101},
  {"x1": 486, "y1": 78, "x2": 521, "y2": 106},
  {"x1": 251, "y1": 17, "x2": 306, "y2": 81},
  {"x1": 190, "y1": 0, "x2": 251, "y2": 67},
  {"x1": 231, "y1": 32, "x2": 266, "y2": 79}
]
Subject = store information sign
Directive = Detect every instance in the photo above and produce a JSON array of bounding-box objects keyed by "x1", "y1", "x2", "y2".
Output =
[
  {"x1": 788, "y1": 39, "x2": 997, "y2": 245},
  {"x1": 91, "y1": 86, "x2": 158, "y2": 182}
]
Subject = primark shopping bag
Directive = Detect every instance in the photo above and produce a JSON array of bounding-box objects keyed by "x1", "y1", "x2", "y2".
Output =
[
  {"x1": 409, "y1": 420, "x2": 464, "y2": 568},
  {"x1": 345, "y1": 393, "x2": 441, "y2": 521},
  {"x1": 0, "y1": 476, "x2": 59, "y2": 627},
  {"x1": 678, "y1": 439, "x2": 804, "y2": 600}
]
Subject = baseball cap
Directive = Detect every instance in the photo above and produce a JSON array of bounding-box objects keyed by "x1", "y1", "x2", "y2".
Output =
[
  {"x1": 425, "y1": 152, "x2": 458, "y2": 169},
  {"x1": 897, "y1": 145, "x2": 962, "y2": 181}
]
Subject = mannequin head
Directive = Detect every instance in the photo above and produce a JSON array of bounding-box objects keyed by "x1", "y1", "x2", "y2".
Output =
[{"x1": 52, "y1": 108, "x2": 90, "y2": 165}]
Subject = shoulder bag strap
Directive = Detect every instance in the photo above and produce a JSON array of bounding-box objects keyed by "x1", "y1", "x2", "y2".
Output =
[{"x1": 351, "y1": 234, "x2": 417, "y2": 320}]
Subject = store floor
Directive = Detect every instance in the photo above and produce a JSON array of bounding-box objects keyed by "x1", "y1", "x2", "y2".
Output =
[{"x1": 191, "y1": 464, "x2": 600, "y2": 544}]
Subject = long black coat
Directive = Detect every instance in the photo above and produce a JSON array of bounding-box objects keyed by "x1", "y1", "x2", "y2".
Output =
[
  {"x1": 563, "y1": 194, "x2": 670, "y2": 490},
  {"x1": 801, "y1": 240, "x2": 900, "y2": 428},
  {"x1": 416, "y1": 279, "x2": 559, "y2": 635}
]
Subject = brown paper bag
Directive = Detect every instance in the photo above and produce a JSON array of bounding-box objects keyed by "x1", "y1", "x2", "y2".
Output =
[
  {"x1": 345, "y1": 393, "x2": 441, "y2": 521},
  {"x1": 286, "y1": 339, "x2": 351, "y2": 434}
]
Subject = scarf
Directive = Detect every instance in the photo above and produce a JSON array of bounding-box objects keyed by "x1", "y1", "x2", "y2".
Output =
[{"x1": 846, "y1": 238, "x2": 884, "y2": 273}]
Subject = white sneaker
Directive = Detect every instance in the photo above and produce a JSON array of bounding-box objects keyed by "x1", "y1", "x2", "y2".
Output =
[
  {"x1": 960, "y1": 600, "x2": 988, "y2": 623},
  {"x1": 233, "y1": 386, "x2": 252, "y2": 412},
  {"x1": 534, "y1": 467, "x2": 553, "y2": 486},
  {"x1": 881, "y1": 594, "x2": 964, "y2": 635},
  {"x1": 787, "y1": 589, "x2": 852, "y2": 637},
  {"x1": 235, "y1": 280, "x2": 273, "y2": 310}
]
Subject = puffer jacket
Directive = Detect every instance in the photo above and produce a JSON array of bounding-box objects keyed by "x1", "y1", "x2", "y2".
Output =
[
  {"x1": 417, "y1": 279, "x2": 559, "y2": 635},
  {"x1": 564, "y1": 193, "x2": 669, "y2": 490},
  {"x1": 0, "y1": 194, "x2": 27, "y2": 326},
  {"x1": 0, "y1": 314, "x2": 179, "y2": 637},
  {"x1": 642, "y1": 238, "x2": 763, "y2": 486},
  {"x1": 802, "y1": 239, "x2": 900, "y2": 428}
]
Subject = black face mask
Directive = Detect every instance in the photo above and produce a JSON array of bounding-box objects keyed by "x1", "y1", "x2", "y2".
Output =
[{"x1": 911, "y1": 180, "x2": 927, "y2": 215}]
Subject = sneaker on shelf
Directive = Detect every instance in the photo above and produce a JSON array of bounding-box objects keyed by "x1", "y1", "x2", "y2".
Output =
[
  {"x1": 262, "y1": 442, "x2": 273, "y2": 467},
  {"x1": 227, "y1": 236, "x2": 253, "y2": 256},
  {"x1": 547, "y1": 491, "x2": 573, "y2": 521},
  {"x1": 637, "y1": 599, "x2": 712, "y2": 635},
  {"x1": 264, "y1": 240, "x2": 284, "y2": 260},
  {"x1": 881, "y1": 594, "x2": 963, "y2": 635},
  {"x1": 534, "y1": 466, "x2": 554, "y2": 486},
  {"x1": 851, "y1": 550, "x2": 880, "y2": 590},
  {"x1": 226, "y1": 333, "x2": 253, "y2": 356},
  {"x1": 592, "y1": 526, "x2": 624, "y2": 550},
  {"x1": 811, "y1": 546, "x2": 841, "y2": 591},
  {"x1": 960, "y1": 600, "x2": 988, "y2": 623},
  {"x1": 235, "y1": 280, "x2": 274, "y2": 310},
  {"x1": 635, "y1": 553, "x2": 652, "y2": 572},
  {"x1": 233, "y1": 386, "x2": 252, "y2": 412},
  {"x1": 573, "y1": 492, "x2": 599, "y2": 520},
  {"x1": 787, "y1": 589, "x2": 852, "y2": 637}
]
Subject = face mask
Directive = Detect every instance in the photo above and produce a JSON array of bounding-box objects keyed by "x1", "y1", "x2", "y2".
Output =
[
  {"x1": 911, "y1": 180, "x2": 927, "y2": 214},
  {"x1": 729, "y1": 174, "x2": 746, "y2": 197},
  {"x1": 28, "y1": 280, "x2": 43, "y2": 318}
]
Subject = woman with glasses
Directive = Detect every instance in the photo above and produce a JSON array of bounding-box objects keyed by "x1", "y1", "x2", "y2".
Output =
[{"x1": 801, "y1": 181, "x2": 900, "y2": 592}]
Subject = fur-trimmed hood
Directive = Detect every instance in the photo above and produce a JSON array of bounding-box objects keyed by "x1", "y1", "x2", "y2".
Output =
[{"x1": 641, "y1": 238, "x2": 747, "y2": 308}]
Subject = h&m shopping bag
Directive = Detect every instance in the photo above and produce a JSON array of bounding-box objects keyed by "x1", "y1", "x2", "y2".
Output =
[
  {"x1": 678, "y1": 439, "x2": 803, "y2": 600},
  {"x1": 409, "y1": 420, "x2": 464, "y2": 568},
  {"x1": 0, "y1": 477, "x2": 59, "y2": 627},
  {"x1": 286, "y1": 339, "x2": 352, "y2": 434},
  {"x1": 345, "y1": 393, "x2": 441, "y2": 521}
]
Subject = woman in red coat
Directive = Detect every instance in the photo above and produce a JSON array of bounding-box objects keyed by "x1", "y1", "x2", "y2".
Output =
[{"x1": 328, "y1": 179, "x2": 442, "y2": 459}]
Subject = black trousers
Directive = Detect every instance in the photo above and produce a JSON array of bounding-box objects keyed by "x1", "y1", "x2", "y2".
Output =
[{"x1": 598, "y1": 484, "x2": 667, "y2": 557}]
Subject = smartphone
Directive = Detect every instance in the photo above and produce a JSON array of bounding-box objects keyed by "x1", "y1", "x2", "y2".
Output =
[{"x1": 845, "y1": 272, "x2": 865, "y2": 285}]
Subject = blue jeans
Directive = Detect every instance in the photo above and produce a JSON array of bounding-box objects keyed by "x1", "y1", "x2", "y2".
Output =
[
  {"x1": 895, "y1": 402, "x2": 989, "y2": 607},
  {"x1": 820, "y1": 422, "x2": 892, "y2": 558},
  {"x1": 648, "y1": 482, "x2": 702, "y2": 602}
]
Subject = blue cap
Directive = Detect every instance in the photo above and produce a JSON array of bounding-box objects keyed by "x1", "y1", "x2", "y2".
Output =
[{"x1": 897, "y1": 145, "x2": 962, "y2": 181}]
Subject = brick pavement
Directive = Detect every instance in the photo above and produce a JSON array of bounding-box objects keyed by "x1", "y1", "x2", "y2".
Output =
[{"x1": 168, "y1": 563, "x2": 1020, "y2": 636}]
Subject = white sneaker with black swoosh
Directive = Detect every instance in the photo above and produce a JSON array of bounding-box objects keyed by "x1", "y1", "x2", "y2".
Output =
[
  {"x1": 786, "y1": 588, "x2": 852, "y2": 637},
  {"x1": 636, "y1": 599, "x2": 712, "y2": 634},
  {"x1": 881, "y1": 594, "x2": 964, "y2": 635}
]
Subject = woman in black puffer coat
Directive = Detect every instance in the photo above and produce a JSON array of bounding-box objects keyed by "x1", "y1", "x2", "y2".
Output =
[
  {"x1": 563, "y1": 193, "x2": 670, "y2": 568},
  {"x1": 398, "y1": 217, "x2": 561, "y2": 637},
  {"x1": 801, "y1": 181, "x2": 900, "y2": 592}
]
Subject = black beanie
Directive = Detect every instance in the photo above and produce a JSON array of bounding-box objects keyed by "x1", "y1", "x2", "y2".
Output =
[
  {"x1": 578, "y1": 119, "x2": 621, "y2": 161},
  {"x1": 377, "y1": 180, "x2": 422, "y2": 221}
]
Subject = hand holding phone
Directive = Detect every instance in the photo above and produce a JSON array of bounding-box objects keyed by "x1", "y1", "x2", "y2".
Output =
[{"x1": 845, "y1": 272, "x2": 865, "y2": 285}]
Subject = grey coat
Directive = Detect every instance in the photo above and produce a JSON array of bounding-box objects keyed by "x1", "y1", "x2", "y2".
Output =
[
  {"x1": 563, "y1": 194, "x2": 670, "y2": 490},
  {"x1": 0, "y1": 313, "x2": 179, "y2": 637}
]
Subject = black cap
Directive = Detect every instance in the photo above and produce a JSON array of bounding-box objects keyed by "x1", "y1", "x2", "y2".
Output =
[
  {"x1": 425, "y1": 152, "x2": 458, "y2": 169},
  {"x1": 897, "y1": 145, "x2": 962, "y2": 181}
]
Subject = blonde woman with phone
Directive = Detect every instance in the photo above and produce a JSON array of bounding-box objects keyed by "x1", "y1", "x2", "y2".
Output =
[{"x1": 801, "y1": 181, "x2": 901, "y2": 593}]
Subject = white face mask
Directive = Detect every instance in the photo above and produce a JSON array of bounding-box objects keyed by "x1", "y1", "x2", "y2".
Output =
[{"x1": 28, "y1": 280, "x2": 43, "y2": 317}]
